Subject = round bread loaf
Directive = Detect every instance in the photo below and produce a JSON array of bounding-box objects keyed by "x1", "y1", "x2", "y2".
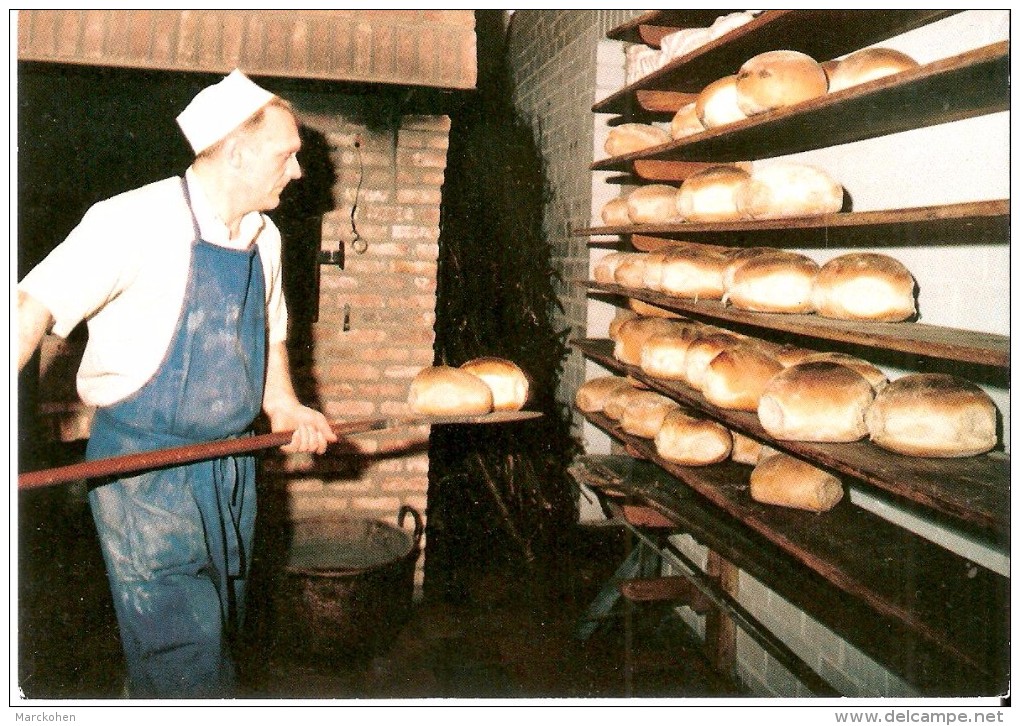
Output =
[
  {"x1": 735, "y1": 50, "x2": 829, "y2": 116},
  {"x1": 730, "y1": 430, "x2": 763, "y2": 465},
  {"x1": 575, "y1": 376, "x2": 633, "y2": 413},
  {"x1": 798, "y1": 352, "x2": 888, "y2": 392},
  {"x1": 608, "y1": 308, "x2": 639, "y2": 341},
  {"x1": 724, "y1": 251, "x2": 819, "y2": 313},
  {"x1": 628, "y1": 298, "x2": 683, "y2": 319},
  {"x1": 758, "y1": 361, "x2": 874, "y2": 442},
  {"x1": 736, "y1": 163, "x2": 844, "y2": 220},
  {"x1": 638, "y1": 250, "x2": 673, "y2": 292},
  {"x1": 812, "y1": 252, "x2": 917, "y2": 322},
  {"x1": 638, "y1": 324, "x2": 706, "y2": 380},
  {"x1": 613, "y1": 253, "x2": 651, "y2": 289},
  {"x1": 593, "y1": 252, "x2": 637, "y2": 285},
  {"x1": 460, "y1": 357, "x2": 529, "y2": 412},
  {"x1": 772, "y1": 343, "x2": 820, "y2": 368},
  {"x1": 659, "y1": 246, "x2": 730, "y2": 300},
  {"x1": 605, "y1": 123, "x2": 671, "y2": 157},
  {"x1": 626, "y1": 184, "x2": 682, "y2": 224},
  {"x1": 601, "y1": 197, "x2": 632, "y2": 226},
  {"x1": 603, "y1": 384, "x2": 648, "y2": 421},
  {"x1": 696, "y1": 75, "x2": 749, "y2": 129},
  {"x1": 621, "y1": 391, "x2": 681, "y2": 439},
  {"x1": 613, "y1": 317, "x2": 683, "y2": 366},
  {"x1": 702, "y1": 344, "x2": 783, "y2": 411},
  {"x1": 670, "y1": 102, "x2": 705, "y2": 140},
  {"x1": 820, "y1": 58, "x2": 841, "y2": 85},
  {"x1": 683, "y1": 332, "x2": 745, "y2": 391},
  {"x1": 722, "y1": 246, "x2": 781, "y2": 291},
  {"x1": 750, "y1": 453, "x2": 844, "y2": 513},
  {"x1": 655, "y1": 409, "x2": 732, "y2": 465},
  {"x1": 828, "y1": 48, "x2": 919, "y2": 93},
  {"x1": 676, "y1": 165, "x2": 752, "y2": 222},
  {"x1": 408, "y1": 366, "x2": 494, "y2": 416},
  {"x1": 865, "y1": 373, "x2": 997, "y2": 457}
]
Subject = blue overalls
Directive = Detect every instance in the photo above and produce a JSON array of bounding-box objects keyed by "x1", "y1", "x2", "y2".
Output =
[{"x1": 86, "y1": 178, "x2": 266, "y2": 698}]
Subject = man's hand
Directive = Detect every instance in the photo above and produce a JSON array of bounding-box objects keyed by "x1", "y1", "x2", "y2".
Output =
[
  {"x1": 266, "y1": 401, "x2": 337, "y2": 454},
  {"x1": 262, "y1": 342, "x2": 338, "y2": 454}
]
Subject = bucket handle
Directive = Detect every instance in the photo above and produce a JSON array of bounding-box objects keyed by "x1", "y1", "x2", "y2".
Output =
[{"x1": 398, "y1": 505, "x2": 424, "y2": 548}]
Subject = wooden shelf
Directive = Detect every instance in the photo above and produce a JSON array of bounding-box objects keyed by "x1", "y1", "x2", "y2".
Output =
[
  {"x1": 573, "y1": 337, "x2": 1010, "y2": 539},
  {"x1": 577, "y1": 200, "x2": 1009, "y2": 247},
  {"x1": 596, "y1": 10, "x2": 960, "y2": 115},
  {"x1": 582, "y1": 282, "x2": 1010, "y2": 369},
  {"x1": 593, "y1": 41, "x2": 1008, "y2": 167},
  {"x1": 571, "y1": 450, "x2": 1008, "y2": 696}
]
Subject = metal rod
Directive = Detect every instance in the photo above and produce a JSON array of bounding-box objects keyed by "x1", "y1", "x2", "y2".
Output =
[
  {"x1": 18, "y1": 410, "x2": 542, "y2": 491},
  {"x1": 610, "y1": 502, "x2": 841, "y2": 697}
]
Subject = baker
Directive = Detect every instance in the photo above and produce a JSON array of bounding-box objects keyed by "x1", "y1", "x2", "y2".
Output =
[{"x1": 17, "y1": 70, "x2": 338, "y2": 698}]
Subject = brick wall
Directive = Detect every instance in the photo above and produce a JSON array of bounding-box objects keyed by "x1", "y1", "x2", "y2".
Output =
[
  {"x1": 17, "y1": 9, "x2": 476, "y2": 90},
  {"x1": 260, "y1": 95, "x2": 449, "y2": 593},
  {"x1": 504, "y1": 10, "x2": 639, "y2": 439}
]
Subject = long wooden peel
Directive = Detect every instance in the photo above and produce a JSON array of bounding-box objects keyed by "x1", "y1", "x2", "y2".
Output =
[{"x1": 18, "y1": 410, "x2": 543, "y2": 491}]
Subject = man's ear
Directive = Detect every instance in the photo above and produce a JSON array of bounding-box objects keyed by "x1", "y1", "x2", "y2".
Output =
[{"x1": 223, "y1": 137, "x2": 246, "y2": 169}]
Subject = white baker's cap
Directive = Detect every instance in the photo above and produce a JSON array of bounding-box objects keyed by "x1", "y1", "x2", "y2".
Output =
[{"x1": 176, "y1": 69, "x2": 277, "y2": 154}]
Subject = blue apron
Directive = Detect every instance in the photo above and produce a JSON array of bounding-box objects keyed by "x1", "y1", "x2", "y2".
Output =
[{"x1": 87, "y1": 177, "x2": 266, "y2": 698}]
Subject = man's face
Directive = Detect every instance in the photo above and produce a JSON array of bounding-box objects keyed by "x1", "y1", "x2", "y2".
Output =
[{"x1": 239, "y1": 104, "x2": 303, "y2": 212}]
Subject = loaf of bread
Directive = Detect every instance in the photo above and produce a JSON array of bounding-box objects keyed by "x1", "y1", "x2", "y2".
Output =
[
  {"x1": 736, "y1": 163, "x2": 844, "y2": 220},
  {"x1": 605, "y1": 123, "x2": 671, "y2": 157},
  {"x1": 628, "y1": 298, "x2": 683, "y2": 319},
  {"x1": 798, "y1": 352, "x2": 888, "y2": 393},
  {"x1": 593, "y1": 252, "x2": 636, "y2": 284},
  {"x1": 613, "y1": 253, "x2": 652, "y2": 289},
  {"x1": 758, "y1": 361, "x2": 874, "y2": 442},
  {"x1": 812, "y1": 252, "x2": 917, "y2": 322},
  {"x1": 636, "y1": 251, "x2": 672, "y2": 292},
  {"x1": 626, "y1": 184, "x2": 683, "y2": 224},
  {"x1": 655, "y1": 409, "x2": 733, "y2": 465},
  {"x1": 575, "y1": 376, "x2": 633, "y2": 413},
  {"x1": 701, "y1": 344, "x2": 784, "y2": 411},
  {"x1": 408, "y1": 366, "x2": 494, "y2": 416},
  {"x1": 608, "y1": 308, "x2": 639, "y2": 341},
  {"x1": 827, "y1": 48, "x2": 920, "y2": 93},
  {"x1": 603, "y1": 384, "x2": 649, "y2": 421},
  {"x1": 722, "y1": 247, "x2": 782, "y2": 291},
  {"x1": 723, "y1": 251, "x2": 819, "y2": 313},
  {"x1": 659, "y1": 246, "x2": 730, "y2": 300},
  {"x1": 601, "y1": 197, "x2": 632, "y2": 226},
  {"x1": 865, "y1": 373, "x2": 998, "y2": 457},
  {"x1": 670, "y1": 102, "x2": 705, "y2": 140},
  {"x1": 460, "y1": 357, "x2": 529, "y2": 412},
  {"x1": 696, "y1": 75, "x2": 749, "y2": 129},
  {"x1": 638, "y1": 324, "x2": 706, "y2": 380},
  {"x1": 735, "y1": 50, "x2": 829, "y2": 116},
  {"x1": 772, "y1": 343, "x2": 821, "y2": 368},
  {"x1": 730, "y1": 430, "x2": 763, "y2": 465},
  {"x1": 614, "y1": 317, "x2": 684, "y2": 366},
  {"x1": 750, "y1": 453, "x2": 844, "y2": 513},
  {"x1": 621, "y1": 391, "x2": 681, "y2": 439},
  {"x1": 683, "y1": 332, "x2": 745, "y2": 391},
  {"x1": 676, "y1": 165, "x2": 752, "y2": 222}
]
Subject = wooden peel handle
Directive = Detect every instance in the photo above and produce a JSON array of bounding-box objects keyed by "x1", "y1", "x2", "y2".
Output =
[{"x1": 17, "y1": 418, "x2": 382, "y2": 491}]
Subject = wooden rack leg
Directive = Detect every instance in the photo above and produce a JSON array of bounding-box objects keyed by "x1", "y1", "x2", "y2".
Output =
[{"x1": 704, "y1": 549, "x2": 739, "y2": 677}]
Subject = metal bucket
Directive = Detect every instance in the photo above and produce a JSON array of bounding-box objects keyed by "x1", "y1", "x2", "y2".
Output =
[{"x1": 271, "y1": 505, "x2": 423, "y2": 662}]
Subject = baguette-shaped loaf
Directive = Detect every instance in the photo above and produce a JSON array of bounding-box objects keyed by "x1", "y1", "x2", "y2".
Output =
[{"x1": 750, "y1": 453, "x2": 844, "y2": 513}]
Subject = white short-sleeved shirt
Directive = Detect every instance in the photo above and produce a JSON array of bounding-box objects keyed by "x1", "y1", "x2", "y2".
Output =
[{"x1": 19, "y1": 168, "x2": 288, "y2": 407}]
